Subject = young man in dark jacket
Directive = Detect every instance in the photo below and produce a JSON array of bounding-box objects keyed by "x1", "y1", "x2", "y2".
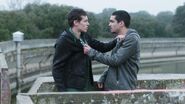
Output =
[
  {"x1": 84, "y1": 10, "x2": 140, "y2": 90},
  {"x1": 52, "y1": 8, "x2": 117, "y2": 92}
]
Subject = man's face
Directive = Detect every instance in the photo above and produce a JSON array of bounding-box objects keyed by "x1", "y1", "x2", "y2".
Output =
[
  {"x1": 76, "y1": 16, "x2": 89, "y2": 32},
  {"x1": 108, "y1": 15, "x2": 121, "y2": 34}
]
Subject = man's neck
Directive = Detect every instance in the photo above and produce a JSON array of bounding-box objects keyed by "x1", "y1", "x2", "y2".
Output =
[
  {"x1": 118, "y1": 28, "x2": 128, "y2": 36},
  {"x1": 71, "y1": 27, "x2": 81, "y2": 39}
]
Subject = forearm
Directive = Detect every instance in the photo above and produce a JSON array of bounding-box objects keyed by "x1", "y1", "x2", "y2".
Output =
[
  {"x1": 88, "y1": 38, "x2": 117, "y2": 53},
  {"x1": 88, "y1": 36, "x2": 139, "y2": 66},
  {"x1": 88, "y1": 49, "x2": 121, "y2": 66}
]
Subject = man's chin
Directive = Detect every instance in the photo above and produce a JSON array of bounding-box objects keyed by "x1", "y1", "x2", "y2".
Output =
[
  {"x1": 111, "y1": 32, "x2": 116, "y2": 34},
  {"x1": 82, "y1": 30, "x2": 87, "y2": 33}
]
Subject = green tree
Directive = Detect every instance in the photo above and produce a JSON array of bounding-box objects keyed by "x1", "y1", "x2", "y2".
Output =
[
  {"x1": 0, "y1": 12, "x2": 10, "y2": 41},
  {"x1": 96, "y1": 8, "x2": 116, "y2": 38},
  {"x1": 88, "y1": 12, "x2": 100, "y2": 38},
  {"x1": 0, "y1": 29, "x2": 10, "y2": 41},
  {"x1": 0, "y1": 10, "x2": 30, "y2": 41},
  {"x1": 156, "y1": 11, "x2": 174, "y2": 37},
  {"x1": 172, "y1": 3, "x2": 185, "y2": 37},
  {"x1": 24, "y1": 3, "x2": 72, "y2": 38},
  {"x1": 130, "y1": 11, "x2": 158, "y2": 37}
]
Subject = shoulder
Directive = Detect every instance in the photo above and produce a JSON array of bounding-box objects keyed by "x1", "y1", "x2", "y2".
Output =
[
  {"x1": 82, "y1": 32, "x2": 91, "y2": 39},
  {"x1": 55, "y1": 31, "x2": 69, "y2": 46},
  {"x1": 122, "y1": 33, "x2": 140, "y2": 46},
  {"x1": 126, "y1": 29, "x2": 140, "y2": 42},
  {"x1": 82, "y1": 32, "x2": 93, "y2": 44},
  {"x1": 58, "y1": 31, "x2": 67, "y2": 40}
]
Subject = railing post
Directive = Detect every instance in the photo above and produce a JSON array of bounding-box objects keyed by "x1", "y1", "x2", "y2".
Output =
[
  {"x1": 13, "y1": 31, "x2": 24, "y2": 93},
  {"x1": 0, "y1": 48, "x2": 11, "y2": 104}
]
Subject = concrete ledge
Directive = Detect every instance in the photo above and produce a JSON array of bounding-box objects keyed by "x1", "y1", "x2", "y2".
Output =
[
  {"x1": 28, "y1": 74, "x2": 185, "y2": 93},
  {"x1": 18, "y1": 89, "x2": 185, "y2": 104},
  {"x1": 17, "y1": 94, "x2": 33, "y2": 104},
  {"x1": 17, "y1": 74, "x2": 185, "y2": 104}
]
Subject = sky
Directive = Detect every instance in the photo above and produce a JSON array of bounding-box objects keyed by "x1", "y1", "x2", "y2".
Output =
[{"x1": 0, "y1": 0, "x2": 185, "y2": 15}]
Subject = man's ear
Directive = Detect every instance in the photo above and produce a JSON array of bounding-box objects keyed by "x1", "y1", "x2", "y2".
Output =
[
  {"x1": 120, "y1": 21, "x2": 125, "y2": 26},
  {"x1": 118, "y1": 21, "x2": 125, "y2": 27},
  {"x1": 73, "y1": 20, "x2": 79, "y2": 26}
]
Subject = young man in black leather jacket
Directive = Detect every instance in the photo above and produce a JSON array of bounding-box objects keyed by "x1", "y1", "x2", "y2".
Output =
[{"x1": 52, "y1": 8, "x2": 117, "y2": 92}]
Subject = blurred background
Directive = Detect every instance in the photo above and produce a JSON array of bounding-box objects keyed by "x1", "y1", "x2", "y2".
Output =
[{"x1": 0, "y1": 0, "x2": 185, "y2": 41}]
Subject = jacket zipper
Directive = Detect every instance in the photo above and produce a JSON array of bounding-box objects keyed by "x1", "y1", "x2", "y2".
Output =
[
  {"x1": 116, "y1": 68, "x2": 119, "y2": 86},
  {"x1": 115, "y1": 40, "x2": 120, "y2": 86}
]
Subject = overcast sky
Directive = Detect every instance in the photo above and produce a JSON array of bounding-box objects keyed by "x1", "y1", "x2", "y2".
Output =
[
  {"x1": 0, "y1": 0, "x2": 185, "y2": 15},
  {"x1": 45, "y1": 0, "x2": 185, "y2": 15}
]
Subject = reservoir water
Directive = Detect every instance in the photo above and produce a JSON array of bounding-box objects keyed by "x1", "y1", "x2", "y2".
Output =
[{"x1": 140, "y1": 60, "x2": 185, "y2": 74}]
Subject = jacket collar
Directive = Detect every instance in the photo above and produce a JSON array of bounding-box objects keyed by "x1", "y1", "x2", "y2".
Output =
[{"x1": 61, "y1": 29, "x2": 86, "y2": 50}]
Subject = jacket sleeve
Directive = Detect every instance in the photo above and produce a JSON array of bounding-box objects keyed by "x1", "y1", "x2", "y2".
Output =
[
  {"x1": 87, "y1": 35, "x2": 139, "y2": 66},
  {"x1": 86, "y1": 34, "x2": 117, "y2": 53},
  {"x1": 52, "y1": 38, "x2": 72, "y2": 91}
]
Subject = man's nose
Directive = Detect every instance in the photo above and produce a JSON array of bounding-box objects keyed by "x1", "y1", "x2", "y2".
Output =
[{"x1": 108, "y1": 23, "x2": 111, "y2": 26}]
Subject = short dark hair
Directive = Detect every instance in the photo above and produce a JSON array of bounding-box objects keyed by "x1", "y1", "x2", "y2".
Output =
[
  {"x1": 67, "y1": 8, "x2": 87, "y2": 27},
  {"x1": 112, "y1": 10, "x2": 131, "y2": 28}
]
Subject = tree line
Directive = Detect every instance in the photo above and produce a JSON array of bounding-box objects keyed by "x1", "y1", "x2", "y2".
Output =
[{"x1": 0, "y1": 3, "x2": 185, "y2": 41}]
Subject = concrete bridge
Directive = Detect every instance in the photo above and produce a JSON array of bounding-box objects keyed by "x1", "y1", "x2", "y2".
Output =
[{"x1": 1, "y1": 38, "x2": 185, "y2": 104}]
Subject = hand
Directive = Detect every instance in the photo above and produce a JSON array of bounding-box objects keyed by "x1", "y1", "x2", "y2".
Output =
[
  {"x1": 97, "y1": 82, "x2": 103, "y2": 88},
  {"x1": 116, "y1": 35, "x2": 125, "y2": 40},
  {"x1": 83, "y1": 44, "x2": 91, "y2": 54}
]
